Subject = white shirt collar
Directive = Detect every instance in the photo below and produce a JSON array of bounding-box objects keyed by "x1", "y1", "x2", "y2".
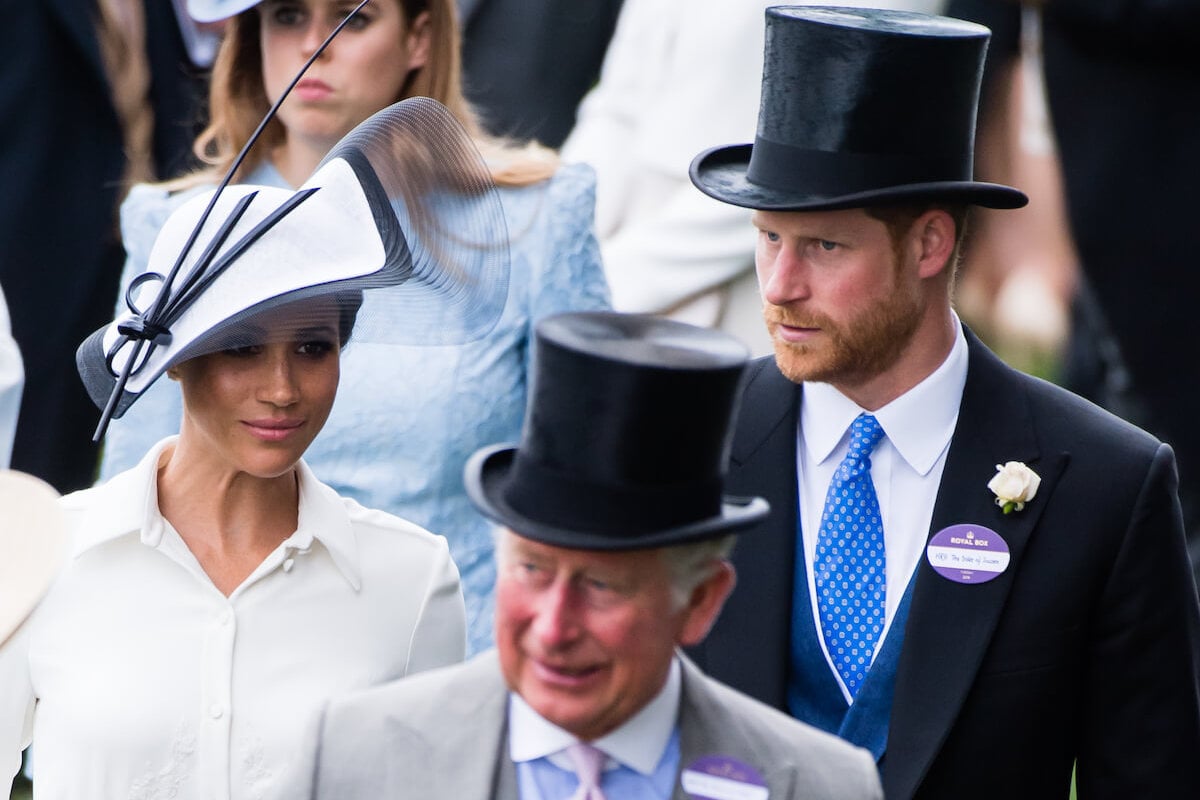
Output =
[
  {"x1": 802, "y1": 315, "x2": 968, "y2": 476},
  {"x1": 66, "y1": 436, "x2": 362, "y2": 589},
  {"x1": 508, "y1": 656, "x2": 681, "y2": 776}
]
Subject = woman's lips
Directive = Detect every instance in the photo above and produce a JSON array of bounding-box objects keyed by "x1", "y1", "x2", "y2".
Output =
[
  {"x1": 294, "y1": 78, "x2": 333, "y2": 101},
  {"x1": 242, "y1": 419, "x2": 304, "y2": 442}
]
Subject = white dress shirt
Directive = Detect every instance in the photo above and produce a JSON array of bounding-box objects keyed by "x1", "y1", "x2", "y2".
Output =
[
  {"x1": 510, "y1": 658, "x2": 681, "y2": 798},
  {"x1": 0, "y1": 437, "x2": 466, "y2": 799},
  {"x1": 0, "y1": 282, "x2": 23, "y2": 467},
  {"x1": 798, "y1": 319, "x2": 968, "y2": 701}
]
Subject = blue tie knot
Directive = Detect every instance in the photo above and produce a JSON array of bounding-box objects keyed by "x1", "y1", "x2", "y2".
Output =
[{"x1": 847, "y1": 414, "x2": 885, "y2": 464}]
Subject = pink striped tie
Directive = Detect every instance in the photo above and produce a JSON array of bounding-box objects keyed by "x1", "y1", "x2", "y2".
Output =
[{"x1": 565, "y1": 742, "x2": 608, "y2": 800}]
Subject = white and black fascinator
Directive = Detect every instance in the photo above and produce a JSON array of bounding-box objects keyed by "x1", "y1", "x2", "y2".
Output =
[{"x1": 77, "y1": 3, "x2": 508, "y2": 440}]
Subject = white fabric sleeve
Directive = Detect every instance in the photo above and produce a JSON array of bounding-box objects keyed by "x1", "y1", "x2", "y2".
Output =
[
  {"x1": 404, "y1": 536, "x2": 467, "y2": 675},
  {"x1": 0, "y1": 622, "x2": 36, "y2": 792}
]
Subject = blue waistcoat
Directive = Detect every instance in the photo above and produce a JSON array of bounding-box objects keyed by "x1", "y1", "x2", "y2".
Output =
[{"x1": 787, "y1": 517, "x2": 916, "y2": 762}]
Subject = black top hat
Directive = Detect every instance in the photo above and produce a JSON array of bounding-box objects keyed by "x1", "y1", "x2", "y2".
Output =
[
  {"x1": 464, "y1": 312, "x2": 770, "y2": 550},
  {"x1": 691, "y1": 6, "x2": 1027, "y2": 211}
]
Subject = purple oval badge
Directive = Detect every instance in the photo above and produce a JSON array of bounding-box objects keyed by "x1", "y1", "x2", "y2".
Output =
[
  {"x1": 681, "y1": 755, "x2": 769, "y2": 800},
  {"x1": 926, "y1": 524, "x2": 1010, "y2": 584}
]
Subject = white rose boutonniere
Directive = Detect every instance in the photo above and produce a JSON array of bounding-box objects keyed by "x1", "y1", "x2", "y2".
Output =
[{"x1": 988, "y1": 461, "x2": 1041, "y2": 514}]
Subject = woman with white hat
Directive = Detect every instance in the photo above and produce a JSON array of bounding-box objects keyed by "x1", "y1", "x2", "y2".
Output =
[
  {"x1": 99, "y1": 0, "x2": 611, "y2": 657},
  {"x1": 0, "y1": 100, "x2": 503, "y2": 799}
]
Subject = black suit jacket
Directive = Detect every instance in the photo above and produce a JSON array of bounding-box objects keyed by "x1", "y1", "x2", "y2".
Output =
[{"x1": 692, "y1": 328, "x2": 1200, "y2": 799}]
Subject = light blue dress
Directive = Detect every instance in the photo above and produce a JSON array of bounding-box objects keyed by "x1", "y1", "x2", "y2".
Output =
[{"x1": 99, "y1": 161, "x2": 611, "y2": 654}]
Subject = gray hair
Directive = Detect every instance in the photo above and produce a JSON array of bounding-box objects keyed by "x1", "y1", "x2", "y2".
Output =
[{"x1": 660, "y1": 535, "x2": 736, "y2": 609}]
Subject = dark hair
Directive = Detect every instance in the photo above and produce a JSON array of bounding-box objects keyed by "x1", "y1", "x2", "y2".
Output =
[{"x1": 336, "y1": 291, "x2": 364, "y2": 349}]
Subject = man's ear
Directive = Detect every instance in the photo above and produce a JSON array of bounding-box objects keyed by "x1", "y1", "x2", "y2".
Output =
[
  {"x1": 912, "y1": 209, "x2": 957, "y2": 280},
  {"x1": 677, "y1": 561, "x2": 736, "y2": 648}
]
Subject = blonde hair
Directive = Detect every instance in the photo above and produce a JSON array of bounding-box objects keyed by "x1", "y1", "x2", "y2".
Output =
[{"x1": 173, "y1": 0, "x2": 557, "y2": 190}]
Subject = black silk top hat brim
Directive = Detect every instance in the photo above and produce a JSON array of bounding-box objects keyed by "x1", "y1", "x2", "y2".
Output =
[
  {"x1": 77, "y1": 98, "x2": 509, "y2": 436},
  {"x1": 691, "y1": 6, "x2": 1028, "y2": 211},
  {"x1": 464, "y1": 312, "x2": 770, "y2": 550}
]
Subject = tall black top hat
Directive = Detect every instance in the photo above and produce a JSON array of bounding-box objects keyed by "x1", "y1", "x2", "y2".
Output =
[
  {"x1": 464, "y1": 312, "x2": 770, "y2": 550},
  {"x1": 691, "y1": 6, "x2": 1027, "y2": 211}
]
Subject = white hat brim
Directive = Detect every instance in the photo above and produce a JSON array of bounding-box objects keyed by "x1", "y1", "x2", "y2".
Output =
[{"x1": 0, "y1": 471, "x2": 67, "y2": 648}]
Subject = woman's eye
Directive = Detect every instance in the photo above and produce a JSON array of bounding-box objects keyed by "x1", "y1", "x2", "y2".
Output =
[
  {"x1": 223, "y1": 344, "x2": 262, "y2": 357},
  {"x1": 338, "y1": 10, "x2": 371, "y2": 30},
  {"x1": 297, "y1": 340, "x2": 335, "y2": 357},
  {"x1": 266, "y1": 4, "x2": 304, "y2": 26}
]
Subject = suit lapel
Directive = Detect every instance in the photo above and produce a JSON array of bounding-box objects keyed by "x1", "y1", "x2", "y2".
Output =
[
  {"x1": 397, "y1": 653, "x2": 515, "y2": 798},
  {"x1": 704, "y1": 358, "x2": 802, "y2": 708},
  {"x1": 882, "y1": 331, "x2": 1068, "y2": 800},
  {"x1": 675, "y1": 656, "x2": 797, "y2": 800}
]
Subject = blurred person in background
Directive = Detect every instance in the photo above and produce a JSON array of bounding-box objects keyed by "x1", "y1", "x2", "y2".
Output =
[
  {"x1": 457, "y1": 0, "x2": 624, "y2": 148},
  {"x1": 0, "y1": 0, "x2": 208, "y2": 494},
  {"x1": 100, "y1": 0, "x2": 611, "y2": 656}
]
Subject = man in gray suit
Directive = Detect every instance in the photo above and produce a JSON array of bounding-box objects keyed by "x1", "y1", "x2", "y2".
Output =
[{"x1": 307, "y1": 311, "x2": 881, "y2": 799}]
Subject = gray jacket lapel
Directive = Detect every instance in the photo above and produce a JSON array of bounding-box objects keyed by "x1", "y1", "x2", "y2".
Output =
[
  {"x1": 676, "y1": 656, "x2": 799, "y2": 799},
  {"x1": 404, "y1": 652, "x2": 514, "y2": 798}
]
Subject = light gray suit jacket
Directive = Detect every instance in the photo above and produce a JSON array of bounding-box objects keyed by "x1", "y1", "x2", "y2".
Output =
[{"x1": 307, "y1": 650, "x2": 881, "y2": 799}]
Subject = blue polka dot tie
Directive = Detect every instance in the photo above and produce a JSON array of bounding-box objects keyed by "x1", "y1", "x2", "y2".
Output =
[{"x1": 815, "y1": 413, "x2": 886, "y2": 699}]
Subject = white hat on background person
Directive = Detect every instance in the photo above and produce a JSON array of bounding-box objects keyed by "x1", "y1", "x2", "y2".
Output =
[{"x1": 0, "y1": 471, "x2": 66, "y2": 648}]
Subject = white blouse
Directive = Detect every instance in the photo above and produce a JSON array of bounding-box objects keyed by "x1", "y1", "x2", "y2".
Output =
[{"x1": 0, "y1": 438, "x2": 466, "y2": 799}]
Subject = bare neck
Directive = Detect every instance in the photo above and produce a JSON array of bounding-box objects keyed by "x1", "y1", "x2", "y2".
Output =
[
  {"x1": 269, "y1": 135, "x2": 333, "y2": 189},
  {"x1": 156, "y1": 440, "x2": 300, "y2": 596}
]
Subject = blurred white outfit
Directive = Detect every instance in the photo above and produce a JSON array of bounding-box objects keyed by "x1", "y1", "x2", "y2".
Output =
[
  {"x1": 562, "y1": 0, "x2": 946, "y2": 356},
  {"x1": 0, "y1": 282, "x2": 23, "y2": 467},
  {"x1": 0, "y1": 438, "x2": 465, "y2": 800}
]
